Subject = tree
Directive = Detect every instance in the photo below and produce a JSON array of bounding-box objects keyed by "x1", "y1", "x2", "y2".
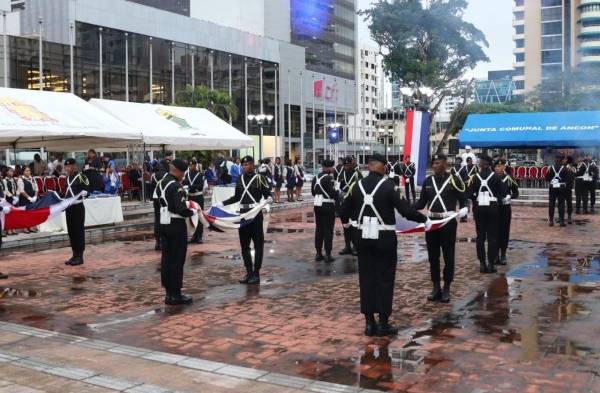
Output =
[
  {"x1": 174, "y1": 85, "x2": 238, "y2": 121},
  {"x1": 361, "y1": 0, "x2": 489, "y2": 154}
]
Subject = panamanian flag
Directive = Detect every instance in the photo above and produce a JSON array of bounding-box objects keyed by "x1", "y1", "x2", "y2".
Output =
[{"x1": 404, "y1": 110, "x2": 430, "y2": 187}]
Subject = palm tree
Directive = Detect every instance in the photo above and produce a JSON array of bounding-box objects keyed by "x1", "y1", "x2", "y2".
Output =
[{"x1": 174, "y1": 85, "x2": 238, "y2": 121}]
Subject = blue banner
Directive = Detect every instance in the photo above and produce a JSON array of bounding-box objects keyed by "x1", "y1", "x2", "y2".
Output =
[{"x1": 459, "y1": 111, "x2": 600, "y2": 148}]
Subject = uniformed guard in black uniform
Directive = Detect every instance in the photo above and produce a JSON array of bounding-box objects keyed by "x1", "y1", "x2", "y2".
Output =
[
  {"x1": 221, "y1": 156, "x2": 272, "y2": 285},
  {"x1": 183, "y1": 160, "x2": 206, "y2": 244},
  {"x1": 155, "y1": 159, "x2": 196, "y2": 305},
  {"x1": 467, "y1": 155, "x2": 508, "y2": 274},
  {"x1": 414, "y1": 154, "x2": 467, "y2": 303},
  {"x1": 565, "y1": 156, "x2": 576, "y2": 224},
  {"x1": 403, "y1": 156, "x2": 416, "y2": 203},
  {"x1": 494, "y1": 158, "x2": 519, "y2": 266},
  {"x1": 338, "y1": 156, "x2": 363, "y2": 256},
  {"x1": 312, "y1": 159, "x2": 337, "y2": 263},
  {"x1": 577, "y1": 155, "x2": 599, "y2": 214},
  {"x1": 386, "y1": 157, "x2": 403, "y2": 187},
  {"x1": 334, "y1": 158, "x2": 344, "y2": 183},
  {"x1": 64, "y1": 158, "x2": 90, "y2": 266},
  {"x1": 458, "y1": 157, "x2": 478, "y2": 223},
  {"x1": 151, "y1": 160, "x2": 169, "y2": 250},
  {"x1": 545, "y1": 155, "x2": 573, "y2": 226},
  {"x1": 341, "y1": 153, "x2": 429, "y2": 337},
  {"x1": 0, "y1": 184, "x2": 8, "y2": 279}
]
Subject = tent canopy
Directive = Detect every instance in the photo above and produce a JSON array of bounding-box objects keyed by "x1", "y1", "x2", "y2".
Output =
[
  {"x1": 90, "y1": 99, "x2": 254, "y2": 150},
  {"x1": 459, "y1": 111, "x2": 600, "y2": 148},
  {"x1": 0, "y1": 88, "x2": 141, "y2": 149}
]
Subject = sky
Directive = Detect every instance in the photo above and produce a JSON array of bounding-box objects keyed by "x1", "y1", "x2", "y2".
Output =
[{"x1": 356, "y1": 0, "x2": 514, "y2": 79}]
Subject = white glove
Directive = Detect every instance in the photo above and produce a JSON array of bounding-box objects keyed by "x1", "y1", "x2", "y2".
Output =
[
  {"x1": 28, "y1": 196, "x2": 37, "y2": 203},
  {"x1": 503, "y1": 195, "x2": 512, "y2": 204},
  {"x1": 264, "y1": 204, "x2": 271, "y2": 214},
  {"x1": 214, "y1": 201, "x2": 224, "y2": 208},
  {"x1": 266, "y1": 196, "x2": 274, "y2": 204},
  {"x1": 458, "y1": 207, "x2": 468, "y2": 219},
  {"x1": 81, "y1": 191, "x2": 88, "y2": 197},
  {"x1": 1, "y1": 205, "x2": 11, "y2": 214},
  {"x1": 191, "y1": 209, "x2": 198, "y2": 217},
  {"x1": 424, "y1": 218, "x2": 433, "y2": 231}
]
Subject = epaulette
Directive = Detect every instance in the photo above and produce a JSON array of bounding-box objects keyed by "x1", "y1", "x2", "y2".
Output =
[
  {"x1": 451, "y1": 173, "x2": 466, "y2": 192},
  {"x1": 344, "y1": 181, "x2": 357, "y2": 199},
  {"x1": 79, "y1": 173, "x2": 90, "y2": 186}
]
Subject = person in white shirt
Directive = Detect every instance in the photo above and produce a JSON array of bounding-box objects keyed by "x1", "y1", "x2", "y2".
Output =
[{"x1": 461, "y1": 145, "x2": 477, "y2": 167}]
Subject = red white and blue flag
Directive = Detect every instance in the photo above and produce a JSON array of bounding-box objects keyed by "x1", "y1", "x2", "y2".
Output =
[
  {"x1": 395, "y1": 211, "x2": 459, "y2": 235},
  {"x1": 198, "y1": 201, "x2": 267, "y2": 232},
  {"x1": 1, "y1": 191, "x2": 85, "y2": 231},
  {"x1": 404, "y1": 110, "x2": 430, "y2": 186}
]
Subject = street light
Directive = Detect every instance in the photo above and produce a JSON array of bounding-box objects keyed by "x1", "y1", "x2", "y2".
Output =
[{"x1": 247, "y1": 113, "x2": 274, "y2": 160}]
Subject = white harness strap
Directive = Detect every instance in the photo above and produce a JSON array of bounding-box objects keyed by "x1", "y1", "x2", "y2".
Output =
[
  {"x1": 476, "y1": 172, "x2": 496, "y2": 198},
  {"x1": 240, "y1": 174, "x2": 259, "y2": 204},
  {"x1": 342, "y1": 170, "x2": 358, "y2": 191},
  {"x1": 552, "y1": 165, "x2": 564, "y2": 180},
  {"x1": 315, "y1": 174, "x2": 332, "y2": 200},
  {"x1": 357, "y1": 178, "x2": 388, "y2": 226},
  {"x1": 186, "y1": 171, "x2": 201, "y2": 187},
  {"x1": 66, "y1": 174, "x2": 80, "y2": 198},
  {"x1": 428, "y1": 175, "x2": 452, "y2": 212},
  {"x1": 158, "y1": 180, "x2": 176, "y2": 206}
]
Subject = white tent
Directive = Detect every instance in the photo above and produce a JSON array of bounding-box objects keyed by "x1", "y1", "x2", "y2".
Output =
[
  {"x1": 0, "y1": 88, "x2": 141, "y2": 150},
  {"x1": 90, "y1": 99, "x2": 254, "y2": 151}
]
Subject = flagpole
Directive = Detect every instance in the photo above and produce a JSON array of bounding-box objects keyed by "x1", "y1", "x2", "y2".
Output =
[
  {"x1": 125, "y1": 32, "x2": 129, "y2": 102},
  {"x1": 312, "y1": 74, "x2": 316, "y2": 173},
  {"x1": 69, "y1": 22, "x2": 74, "y2": 93},
  {"x1": 322, "y1": 78, "x2": 326, "y2": 160},
  {"x1": 38, "y1": 18, "x2": 43, "y2": 91},
  {"x1": 287, "y1": 69, "x2": 291, "y2": 160},
  {"x1": 149, "y1": 37, "x2": 153, "y2": 104},
  {"x1": 299, "y1": 70, "x2": 304, "y2": 165},
  {"x1": 99, "y1": 27, "x2": 103, "y2": 99}
]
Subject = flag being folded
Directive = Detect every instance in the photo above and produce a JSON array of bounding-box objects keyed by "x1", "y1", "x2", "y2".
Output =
[
  {"x1": 198, "y1": 201, "x2": 268, "y2": 232},
  {"x1": 396, "y1": 211, "x2": 459, "y2": 234},
  {"x1": 1, "y1": 191, "x2": 85, "y2": 231}
]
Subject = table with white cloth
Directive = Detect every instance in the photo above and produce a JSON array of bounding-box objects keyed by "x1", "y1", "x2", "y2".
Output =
[{"x1": 38, "y1": 196, "x2": 124, "y2": 233}]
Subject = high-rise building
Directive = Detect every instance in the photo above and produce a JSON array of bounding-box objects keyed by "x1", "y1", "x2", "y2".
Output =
[
  {"x1": 127, "y1": 0, "x2": 190, "y2": 16},
  {"x1": 512, "y1": 0, "x2": 600, "y2": 96},
  {"x1": 474, "y1": 70, "x2": 517, "y2": 104},
  {"x1": 348, "y1": 48, "x2": 379, "y2": 145}
]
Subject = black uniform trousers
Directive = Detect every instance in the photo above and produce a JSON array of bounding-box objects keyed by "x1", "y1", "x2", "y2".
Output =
[
  {"x1": 160, "y1": 218, "x2": 188, "y2": 292},
  {"x1": 190, "y1": 195, "x2": 204, "y2": 241},
  {"x1": 314, "y1": 205, "x2": 335, "y2": 256},
  {"x1": 425, "y1": 219, "x2": 457, "y2": 284},
  {"x1": 575, "y1": 179, "x2": 584, "y2": 212},
  {"x1": 66, "y1": 204, "x2": 85, "y2": 258},
  {"x1": 354, "y1": 231, "x2": 398, "y2": 317},
  {"x1": 153, "y1": 199, "x2": 161, "y2": 243},
  {"x1": 549, "y1": 187, "x2": 566, "y2": 221},
  {"x1": 239, "y1": 211, "x2": 264, "y2": 272},
  {"x1": 498, "y1": 205, "x2": 512, "y2": 254},
  {"x1": 583, "y1": 181, "x2": 596, "y2": 211},
  {"x1": 474, "y1": 204, "x2": 499, "y2": 265},
  {"x1": 404, "y1": 177, "x2": 416, "y2": 203},
  {"x1": 565, "y1": 184, "x2": 573, "y2": 216}
]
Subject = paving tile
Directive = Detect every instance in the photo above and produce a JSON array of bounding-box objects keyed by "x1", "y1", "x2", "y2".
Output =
[
  {"x1": 217, "y1": 365, "x2": 268, "y2": 380},
  {"x1": 176, "y1": 357, "x2": 228, "y2": 372},
  {"x1": 141, "y1": 352, "x2": 188, "y2": 364},
  {"x1": 45, "y1": 366, "x2": 98, "y2": 380},
  {"x1": 125, "y1": 384, "x2": 173, "y2": 393},
  {"x1": 84, "y1": 375, "x2": 140, "y2": 391},
  {"x1": 258, "y1": 372, "x2": 311, "y2": 389},
  {"x1": 107, "y1": 345, "x2": 152, "y2": 357}
]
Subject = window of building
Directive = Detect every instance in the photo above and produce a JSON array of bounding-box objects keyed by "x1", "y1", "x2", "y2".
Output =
[
  {"x1": 515, "y1": 0, "x2": 524, "y2": 6},
  {"x1": 541, "y1": 22, "x2": 562, "y2": 35},
  {"x1": 541, "y1": 64, "x2": 562, "y2": 78},
  {"x1": 542, "y1": 35, "x2": 562, "y2": 50},
  {"x1": 541, "y1": 50, "x2": 562, "y2": 64},
  {"x1": 515, "y1": 80, "x2": 525, "y2": 90},
  {"x1": 515, "y1": 52, "x2": 525, "y2": 62},
  {"x1": 514, "y1": 11, "x2": 524, "y2": 20},
  {"x1": 581, "y1": 4, "x2": 600, "y2": 12},
  {"x1": 515, "y1": 25, "x2": 524, "y2": 35},
  {"x1": 541, "y1": 0, "x2": 561, "y2": 6},
  {"x1": 514, "y1": 67, "x2": 524, "y2": 76},
  {"x1": 541, "y1": 7, "x2": 562, "y2": 22},
  {"x1": 516, "y1": 39, "x2": 525, "y2": 48}
]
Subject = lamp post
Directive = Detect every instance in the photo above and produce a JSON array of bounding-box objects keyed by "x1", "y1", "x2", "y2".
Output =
[{"x1": 247, "y1": 113, "x2": 274, "y2": 160}]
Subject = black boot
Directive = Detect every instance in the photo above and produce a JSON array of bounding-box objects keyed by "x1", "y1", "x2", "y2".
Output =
[
  {"x1": 559, "y1": 220, "x2": 566, "y2": 227},
  {"x1": 339, "y1": 246, "x2": 352, "y2": 255},
  {"x1": 154, "y1": 241, "x2": 161, "y2": 251},
  {"x1": 315, "y1": 252, "x2": 324, "y2": 262},
  {"x1": 568, "y1": 215, "x2": 573, "y2": 224},
  {"x1": 549, "y1": 219, "x2": 554, "y2": 227},
  {"x1": 441, "y1": 283, "x2": 451, "y2": 303},
  {"x1": 165, "y1": 289, "x2": 193, "y2": 305},
  {"x1": 239, "y1": 267, "x2": 253, "y2": 284},
  {"x1": 325, "y1": 254, "x2": 335, "y2": 263},
  {"x1": 69, "y1": 256, "x2": 84, "y2": 266},
  {"x1": 479, "y1": 260, "x2": 487, "y2": 273},
  {"x1": 364, "y1": 314, "x2": 377, "y2": 337},
  {"x1": 64, "y1": 257, "x2": 75, "y2": 266},
  {"x1": 351, "y1": 247, "x2": 358, "y2": 257},
  {"x1": 247, "y1": 270, "x2": 260, "y2": 285},
  {"x1": 498, "y1": 253, "x2": 508, "y2": 265},
  {"x1": 427, "y1": 282, "x2": 442, "y2": 302},
  {"x1": 488, "y1": 261, "x2": 497, "y2": 274},
  {"x1": 377, "y1": 315, "x2": 399, "y2": 337}
]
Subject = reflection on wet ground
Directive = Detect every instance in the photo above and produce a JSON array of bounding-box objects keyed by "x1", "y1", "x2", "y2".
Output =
[{"x1": 0, "y1": 206, "x2": 599, "y2": 391}]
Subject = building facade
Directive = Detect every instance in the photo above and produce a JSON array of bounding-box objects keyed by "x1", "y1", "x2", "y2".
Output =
[
  {"x1": 474, "y1": 70, "x2": 517, "y2": 104},
  {"x1": 0, "y1": 0, "x2": 358, "y2": 167},
  {"x1": 513, "y1": 0, "x2": 600, "y2": 96}
]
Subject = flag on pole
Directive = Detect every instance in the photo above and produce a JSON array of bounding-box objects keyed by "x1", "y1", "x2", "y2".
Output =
[
  {"x1": 396, "y1": 211, "x2": 459, "y2": 234},
  {"x1": 403, "y1": 110, "x2": 430, "y2": 186},
  {"x1": 1, "y1": 191, "x2": 85, "y2": 231}
]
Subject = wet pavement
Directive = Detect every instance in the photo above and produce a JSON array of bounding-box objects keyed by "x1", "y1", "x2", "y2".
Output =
[{"x1": 0, "y1": 206, "x2": 599, "y2": 392}]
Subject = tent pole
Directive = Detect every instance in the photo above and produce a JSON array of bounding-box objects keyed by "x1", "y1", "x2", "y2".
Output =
[{"x1": 141, "y1": 143, "x2": 146, "y2": 203}]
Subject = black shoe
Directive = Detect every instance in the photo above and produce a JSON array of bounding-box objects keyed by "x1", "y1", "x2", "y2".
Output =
[
  {"x1": 560, "y1": 221, "x2": 566, "y2": 227},
  {"x1": 568, "y1": 215, "x2": 573, "y2": 225},
  {"x1": 247, "y1": 272, "x2": 260, "y2": 285},
  {"x1": 325, "y1": 255, "x2": 335, "y2": 263},
  {"x1": 339, "y1": 247, "x2": 352, "y2": 255},
  {"x1": 239, "y1": 270, "x2": 252, "y2": 284},
  {"x1": 498, "y1": 255, "x2": 508, "y2": 265},
  {"x1": 351, "y1": 248, "x2": 358, "y2": 257},
  {"x1": 427, "y1": 284, "x2": 442, "y2": 302},
  {"x1": 549, "y1": 220, "x2": 554, "y2": 227},
  {"x1": 376, "y1": 323, "x2": 399, "y2": 337},
  {"x1": 69, "y1": 257, "x2": 84, "y2": 266},
  {"x1": 165, "y1": 293, "x2": 193, "y2": 305},
  {"x1": 479, "y1": 260, "x2": 487, "y2": 273},
  {"x1": 315, "y1": 253, "x2": 324, "y2": 262},
  {"x1": 441, "y1": 285, "x2": 451, "y2": 303},
  {"x1": 488, "y1": 263, "x2": 497, "y2": 274},
  {"x1": 364, "y1": 322, "x2": 377, "y2": 337},
  {"x1": 0, "y1": 273, "x2": 7, "y2": 280},
  {"x1": 154, "y1": 242, "x2": 162, "y2": 251},
  {"x1": 64, "y1": 257, "x2": 75, "y2": 266}
]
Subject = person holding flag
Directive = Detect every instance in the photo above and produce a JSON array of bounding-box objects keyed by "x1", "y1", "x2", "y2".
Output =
[
  {"x1": 155, "y1": 159, "x2": 197, "y2": 305},
  {"x1": 414, "y1": 154, "x2": 467, "y2": 303},
  {"x1": 341, "y1": 153, "x2": 430, "y2": 337},
  {"x1": 183, "y1": 159, "x2": 207, "y2": 244},
  {"x1": 219, "y1": 156, "x2": 272, "y2": 285},
  {"x1": 63, "y1": 158, "x2": 90, "y2": 267},
  {"x1": 311, "y1": 159, "x2": 337, "y2": 263}
]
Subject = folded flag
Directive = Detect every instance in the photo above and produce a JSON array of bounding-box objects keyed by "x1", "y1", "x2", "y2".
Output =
[
  {"x1": 199, "y1": 201, "x2": 267, "y2": 232},
  {"x1": 1, "y1": 191, "x2": 85, "y2": 231},
  {"x1": 396, "y1": 211, "x2": 459, "y2": 234}
]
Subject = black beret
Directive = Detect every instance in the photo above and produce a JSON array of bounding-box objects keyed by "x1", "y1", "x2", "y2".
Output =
[
  {"x1": 322, "y1": 159, "x2": 335, "y2": 168},
  {"x1": 479, "y1": 155, "x2": 492, "y2": 164},
  {"x1": 241, "y1": 155, "x2": 254, "y2": 164},
  {"x1": 189, "y1": 159, "x2": 198, "y2": 166},
  {"x1": 432, "y1": 154, "x2": 447, "y2": 162},
  {"x1": 343, "y1": 156, "x2": 353, "y2": 165},
  {"x1": 64, "y1": 158, "x2": 76, "y2": 166},
  {"x1": 170, "y1": 159, "x2": 188, "y2": 172},
  {"x1": 369, "y1": 153, "x2": 387, "y2": 165},
  {"x1": 494, "y1": 158, "x2": 507, "y2": 166}
]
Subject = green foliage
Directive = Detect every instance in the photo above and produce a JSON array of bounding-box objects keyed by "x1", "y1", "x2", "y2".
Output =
[
  {"x1": 360, "y1": 0, "x2": 489, "y2": 91},
  {"x1": 174, "y1": 85, "x2": 238, "y2": 121}
]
